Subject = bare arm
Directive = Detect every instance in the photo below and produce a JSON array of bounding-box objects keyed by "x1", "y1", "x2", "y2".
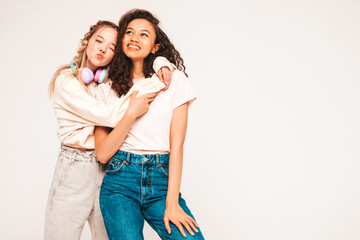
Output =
[
  {"x1": 166, "y1": 103, "x2": 188, "y2": 205},
  {"x1": 94, "y1": 91, "x2": 157, "y2": 163},
  {"x1": 163, "y1": 102, "x2": 199, "y2": 237}
]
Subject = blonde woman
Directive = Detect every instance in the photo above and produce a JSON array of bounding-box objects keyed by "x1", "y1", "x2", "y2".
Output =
[{"x1": 45, "y1": 20, "x2": 173, "y2": 240}]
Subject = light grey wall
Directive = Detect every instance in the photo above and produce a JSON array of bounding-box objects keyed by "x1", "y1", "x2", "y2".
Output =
[{"x1": 1, "y1": 0, "x2": 359, "y2": 239}]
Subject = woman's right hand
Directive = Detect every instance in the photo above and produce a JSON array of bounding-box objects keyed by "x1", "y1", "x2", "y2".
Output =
[
  {"x1": 164, "y1": 203, "x2": 199, "y2": 237},
  {"x1": 126, "y1": 90, "x2": 158, "y2": 119}
]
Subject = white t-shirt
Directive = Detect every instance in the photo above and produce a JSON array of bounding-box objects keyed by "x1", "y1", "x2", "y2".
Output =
[
  {"x1": 52, "y1": 57, "x2": 172, "y2": 149},
  {"x1": 96, "y1": 70, "x2": 196, "y2": 154}
]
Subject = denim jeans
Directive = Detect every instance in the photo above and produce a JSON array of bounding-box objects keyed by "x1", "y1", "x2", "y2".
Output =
[
  {"x1": 99, "y1": 150, "x2": 205, "y2": 240},
  {"x1": 44, "y1": 145, "x2": 108, "y2": 240}
]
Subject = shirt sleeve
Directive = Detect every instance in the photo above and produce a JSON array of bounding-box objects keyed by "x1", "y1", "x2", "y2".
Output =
[
  {"x1": 171, "y1": 70, "x2": 197, "y2": 109},
  {"x1": 153, "y1": 56, "x2": 176, "y2": 73},
  {"x1": 94, "y1": 82, "x2": 110, "y2": 104},
  {"x1": 94, "y1": 82, "x2": 117, "y2": 104},
  {"x1": 54, "y1": 71, "x2": 129, "y2": 128}
]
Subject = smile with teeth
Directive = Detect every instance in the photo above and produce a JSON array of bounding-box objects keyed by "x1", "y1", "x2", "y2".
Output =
[{"x1": 128, "y1": 44, "x2": 141, "y2": 50}]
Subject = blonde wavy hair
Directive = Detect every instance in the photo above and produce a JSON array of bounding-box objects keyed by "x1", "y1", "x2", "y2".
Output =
[{"x1": 49, "y1": 20, "x2": 118, "y2": 97}]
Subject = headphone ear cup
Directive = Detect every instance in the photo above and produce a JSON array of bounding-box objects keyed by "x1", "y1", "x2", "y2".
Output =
[
  {"x1": 70, "y1": 58, "x2": 76, "y2": 71},
  {"x1": 94, "y1": 69, "x2": 107, "y2": 84},
  {"x1": 81, "y1": 68, "x2": 94, "y2": 84}
]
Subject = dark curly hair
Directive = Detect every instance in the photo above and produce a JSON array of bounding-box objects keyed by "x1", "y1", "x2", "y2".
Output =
[{"x1": 109, "y1": 9, "x2": 187, "y2": 97}]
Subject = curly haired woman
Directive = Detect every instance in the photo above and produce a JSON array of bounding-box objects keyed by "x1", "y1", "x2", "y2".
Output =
[
  {"x1": 45, "y1": 20, "x2": 173, "y2": 240},
  {"x1": 94, "y1": 10, "x2": 205, "y2": 240}
]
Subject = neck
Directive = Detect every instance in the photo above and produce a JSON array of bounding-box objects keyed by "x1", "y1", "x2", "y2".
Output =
[
  {"x1": 84, "y1": 59, "x2": 96, "y2": 72},
  {"x1": 132, "y1": 60, "x2": 145, "y2": 79}
]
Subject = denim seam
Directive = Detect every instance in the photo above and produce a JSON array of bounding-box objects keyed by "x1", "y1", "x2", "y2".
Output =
[
  {"x1": 142, "y1": 211, "x2": 164, "y2": 238},
  {"x1": 111, "y1": 156, "x2": 126, "y2": 162},
  {"x1": 99, "y1": 191, "x2": 113, "y2": 240},
  {"x1": 46, "y1": 151, "x2": 76, "y2": 239},
  {"x1": 57, "y1": 151, "x2": 77, "y2": 187},
  {"x1": 143, "y1": 164, "x2": 152, "y2": 199},
  {"x1": 159, "y1": 165, "x2": 169, "y2": 176},
  {"x1": 106, "y1": 161, "x2": 125, "y2": 174},
  {"x1": 141, "y1": 163, "x2": 144, "y2": 201}
]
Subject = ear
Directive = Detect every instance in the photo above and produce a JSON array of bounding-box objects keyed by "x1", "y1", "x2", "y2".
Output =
[{"x1": 151, "y1": 44, "x2": 160, "y2": 54}]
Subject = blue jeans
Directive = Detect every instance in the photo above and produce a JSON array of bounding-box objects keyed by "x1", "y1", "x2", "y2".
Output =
[{"x1": 99, "y1": 150, "x2": 205, "y2": 240}]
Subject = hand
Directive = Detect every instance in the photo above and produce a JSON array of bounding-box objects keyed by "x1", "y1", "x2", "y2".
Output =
[
  {"x1": 163, "y1": 203, "x2": 199, "y2": 237},
  {"x1": 157, "y1": 66, "x2": 172, "y2": 90},
  {"x1": 127, "y1": 90, "x2": 158, "y2": 119}
]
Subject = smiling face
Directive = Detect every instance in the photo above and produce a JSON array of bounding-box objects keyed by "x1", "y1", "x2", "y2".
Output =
[
  {"x1": 122, "y1": 18, "x2": 159, "y2": 63},
  {"x1": 85, "y1": 27, "x2": 117, "y2": 71}
]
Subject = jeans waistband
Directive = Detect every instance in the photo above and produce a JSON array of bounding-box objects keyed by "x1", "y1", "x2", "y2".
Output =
[
  {"x1": 60, "y1": 144, "x2": 95, "y2": 159},
  {"x1": 112, "y1": 150, "x2": 169, "y2": 164}
]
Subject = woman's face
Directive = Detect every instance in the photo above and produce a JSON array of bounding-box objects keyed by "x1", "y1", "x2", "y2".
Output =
[
  {"x1": 122, "y1": 19, "x2": 158, "y2": 62},
  {"x1": 85, "y1": 27, "x2": 117, "y2": 71}
]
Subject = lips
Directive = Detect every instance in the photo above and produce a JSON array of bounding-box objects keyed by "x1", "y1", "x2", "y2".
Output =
[
  {"x1": 96, "y1": 53, "x2": 104, "y2": 59},
  {"x1": 128, "y1": 44, "x2": 141, "y2": 50}
]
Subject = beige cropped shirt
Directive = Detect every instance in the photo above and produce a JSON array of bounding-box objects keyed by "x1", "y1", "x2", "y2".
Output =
[{"x1": 52, "y1": 57, "x2": 174, "y2": 149}]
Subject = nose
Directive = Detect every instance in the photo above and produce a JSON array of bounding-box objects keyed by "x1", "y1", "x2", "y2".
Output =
[
  {"x1": 99, "y1": 44, "x2": 106, "y2": 53},
  {"x1": 131, "y1": 34, "x2": 139, "y2": 43}
]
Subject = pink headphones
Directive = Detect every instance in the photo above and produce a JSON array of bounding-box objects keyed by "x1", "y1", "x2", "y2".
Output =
[{"x1": 70, "y1": 57, "x2": 107, "y2": 84}]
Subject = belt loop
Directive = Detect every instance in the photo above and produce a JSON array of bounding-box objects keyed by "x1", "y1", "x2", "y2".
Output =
[
  {"x1": 156, "y1": 155, "x2": 159, "y2": 164},
  {"x1": 71, "y1": 150, "x2": 77, "y2": 163},
  {"x1": 126, "y1": 152, "x2": 131, "y2": 162},
  {"x1": 91, "y1": 151, "x2": 98, "y2": 162}
]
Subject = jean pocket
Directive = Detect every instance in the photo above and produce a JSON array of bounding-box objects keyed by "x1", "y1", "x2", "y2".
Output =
[
  {"x1": 106, "y1": 159, "x2": 125, "y2": 174},
  {"x1": 55, "y1": 152, "x2": 76, "y2": 187},
  {"x1": 158, "y1": 163, "x2": 169, "y2": 176}
]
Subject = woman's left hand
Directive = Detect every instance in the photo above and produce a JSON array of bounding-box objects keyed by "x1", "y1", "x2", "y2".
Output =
[
  {"x1": 163, "y1": 203, "x2": 199, "y2": 237},
  {"x1": 157, "y1": 66, "x2": 172, "y2": 90}
]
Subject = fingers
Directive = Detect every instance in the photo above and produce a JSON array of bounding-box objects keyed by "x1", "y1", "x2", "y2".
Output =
[
  {"x1": 174, "y1": 222, "x2": 187, "y2": 237},
  {"x1": 183, "y1": 220, "x2": 195, "y2": 236},
  {"x1": 145, "y1": 92, "x2": 159, "y2": 101},
  {"x1": 167, "y1": 217, "x2": 198, "y2": 237},
  {"x1": 165, "y1": 69, "x2": 171, "y2": 85},
  {"x1": 130, "y1": 90, "x2": 139, "y2": 100},
  {"x1": 158, "y1": 67, "x2": 171, "y2": 87},
  {"x1": 145, "y1": 92, "x2": 159, "y2": 98},
  {"x1": 162, "y1": 68, "x2": 171, "y2": 86},
  {"x1": 179, "y1": 216, "x2": 199, "y2": 236},
  {"x1": 164, "y1": 217, "x2": 171, "y2": 235},
  {"x1": 186, "y1": 216, "x2": 199, "y2": 233},
  {"x1": 162, "y1": 85, "x2": 169, "y2": 91},
  {"x1": 129, "y1": 91, "x2": 140, "y2": 108},
  {"x1": 143, "y1": 93, "x2": 156, "y2": 103},
  {"x1": 157, "y1": 68, "x2": 164, "y2": 82}
]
